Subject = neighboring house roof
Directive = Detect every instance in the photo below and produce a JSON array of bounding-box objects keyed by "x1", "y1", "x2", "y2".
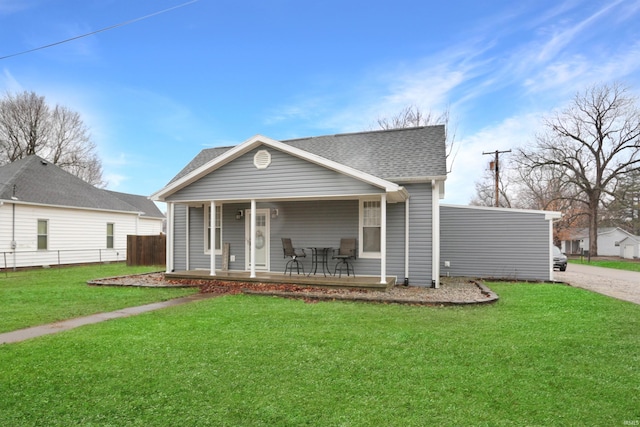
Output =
[
  {"x1": 0, "y1": 155, "x2": 161, "y2": 216},
  {"x1": 105, "y1": 190, "x2": 164, "y2": 219},
  {"x1": 565, "y1": 227, "x2": 639, "y2": 240},
  {"x1": 619, "y1": 235, "x2": 640, "y2": 244},
  {"x1": 167, "y1": 126, "x2": 447, "y2": 185}
]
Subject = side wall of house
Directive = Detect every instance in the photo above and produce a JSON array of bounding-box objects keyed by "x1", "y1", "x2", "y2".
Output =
[
  {"x1": 405, "y1": 183, "x2": 433, "y2": 286},
  {"x1": 440, "y1": 205, "x2": 552, "y2": 281},
  {"x1": 172, "y1": 204, "x2": 187, "y2": 271},
  {"x1": 137, "y1": 217, "x2": 164, "y2": 235},
  {"x1": 598, "y1": 230, "x2": 627, "y2": 256},
  {"x1": 0, "y1": 203, "x2": 137, "y2": 268}
]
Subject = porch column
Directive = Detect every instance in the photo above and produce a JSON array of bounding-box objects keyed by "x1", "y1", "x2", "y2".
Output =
[
  {"x1": 250, "y1": 199, "x2": 256, "y2": 278},
  {"x1": 185, "y1": 205, "x2": 190, "y2": 270},
  {"x1": 405, "y1": 198, "x2": 410, "y2": 282},
  {"x1": 166, "y1": 202, "x2": 174, "y2": 273},
  {"x1": 380, "y1": 193, "x2": 387, "y2": 284},
  {"x1": 210, "y1": 201, "x2": 216, "y2": 276}
]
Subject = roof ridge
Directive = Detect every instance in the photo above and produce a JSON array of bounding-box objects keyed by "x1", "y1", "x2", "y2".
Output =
[{"x1": 282, "y1": 125, "x2": 442, "y2": 143}]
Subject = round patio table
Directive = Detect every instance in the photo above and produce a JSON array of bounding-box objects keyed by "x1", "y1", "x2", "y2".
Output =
[{"x1": 307, "y1": 247, "x2": 332, "y2": 277}]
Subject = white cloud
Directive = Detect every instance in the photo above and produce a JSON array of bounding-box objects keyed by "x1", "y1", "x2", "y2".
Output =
[
  {"x1": 444, "y1": 113, "x2": 542, "y2": 205},
  {"x1": 0, "y1": 0, "x2": 33, "y2": 15}
]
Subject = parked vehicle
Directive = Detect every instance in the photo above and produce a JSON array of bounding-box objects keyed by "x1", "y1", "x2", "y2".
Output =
[{"x1": 553, "y1": 246, "x2": 567, "y2": 271}]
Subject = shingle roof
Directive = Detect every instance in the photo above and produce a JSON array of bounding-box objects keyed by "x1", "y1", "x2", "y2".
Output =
[
  {"x1": 168, "y1": 125, "x2": 447, "y2": 185},
  {"x1": 0, "y1": 155, "x2": 158, "y2": 215},
  {"x1": 105, "y1": 190, "x2": 164, "y2": 218}
]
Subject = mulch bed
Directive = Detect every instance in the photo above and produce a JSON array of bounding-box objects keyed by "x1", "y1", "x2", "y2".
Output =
[{"x1": 89, "y1": 273, "x2": 499, "y2": 306}]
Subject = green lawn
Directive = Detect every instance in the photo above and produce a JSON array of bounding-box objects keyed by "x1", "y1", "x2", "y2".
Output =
[
  {"x1": 1, "y1": 282, "x2": 638, "y2": 426},
  {"x1": 0, "y1": 264, "x2": 198, "y2": 333},
  {"x1": 570, "y1": 258, "x2": 640, "y2": 272}
]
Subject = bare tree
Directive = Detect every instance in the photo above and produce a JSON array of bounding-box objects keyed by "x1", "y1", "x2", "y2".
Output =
[
  {"x1": 517, "y1": 82, "x2": 640, "y2": 256},
  {"x1": 0, "y1": 91, "x2": 105, "y2": 187},
  {"x1": 376, "y1": 105, "x2": 458, "y2": 172}
]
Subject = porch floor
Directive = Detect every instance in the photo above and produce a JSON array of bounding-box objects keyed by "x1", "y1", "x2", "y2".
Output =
[{"x1": 165, "y1": 270, "x2": 396, "y2": 290}]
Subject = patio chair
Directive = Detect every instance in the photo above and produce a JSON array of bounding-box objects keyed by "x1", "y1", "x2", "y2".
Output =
[
  {"x1": 333, "y1": 238, "x2": 357, "y2": 277},
  {"x1": 282, "y1": 238, "x2": 306, "y2": 275}
]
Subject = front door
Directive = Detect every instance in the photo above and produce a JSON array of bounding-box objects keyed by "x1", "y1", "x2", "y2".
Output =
[{"x1": 245, "y1": 209, "x2": 270, "y2": 270}]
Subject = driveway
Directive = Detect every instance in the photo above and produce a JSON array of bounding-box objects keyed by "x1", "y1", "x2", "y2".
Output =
[{"x1": 555, "y1": 263, "x2": 640, "y2": 305}]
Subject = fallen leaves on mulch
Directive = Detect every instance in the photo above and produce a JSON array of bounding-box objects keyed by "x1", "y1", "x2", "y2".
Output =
[{"x1": 90, "y1": 273, "x2": 497, "y2": 305}]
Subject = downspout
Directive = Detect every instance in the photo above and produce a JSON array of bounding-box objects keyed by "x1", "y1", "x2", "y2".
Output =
[
  {"x1": 549, "y1": 217, "x2": 556, "y2": 282},
  {"x1": 11, "y1": 184, "x2": 17, "y2": 271},
  {"x1": 404, "y1": 198, "x2": 410, "y2": 285},
  {"x1": 12, "y1": 202, "x2": 16, "y2": 271},
  {"x1": 431, "y1": 180, "x2": 440, "y2": 288}
]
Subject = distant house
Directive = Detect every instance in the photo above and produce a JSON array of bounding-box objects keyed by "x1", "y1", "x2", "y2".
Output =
[
  {"x1": 561, "y1": 227, "x2": 640, "y2": 257},
  {"x1": 151, "y1": 126, "x2": 561, "y2": 285},
  {"x1": 619, "y1": 235, "x2": 640, "y2": 259},
  {"x1": 0, "y1": 155, "x2": 164, "y2": 269}
]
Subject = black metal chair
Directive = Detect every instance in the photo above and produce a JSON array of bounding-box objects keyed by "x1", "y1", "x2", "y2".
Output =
[
  {"x1": 282, "y1": 238, "x2": 306, "y2": 275},
  {"x1": 333, "y1": 238, "x2": 357, "y2": 277}
]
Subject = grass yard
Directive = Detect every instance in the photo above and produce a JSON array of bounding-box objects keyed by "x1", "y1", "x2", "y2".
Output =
[
  {"x1": 0, "y1": 264, "x2": 198, "y2": 333},
  {"x1": 1, "y1": 282, "x2": 638, "y2": 426},
  {"x1": 570, "y1": 258, "x2": 640, "y2": 272}
]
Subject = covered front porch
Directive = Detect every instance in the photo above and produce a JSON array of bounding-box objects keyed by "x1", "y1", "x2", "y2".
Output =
[{"x1": 165, "y1": 269, "x2": 396, "y2": 290}]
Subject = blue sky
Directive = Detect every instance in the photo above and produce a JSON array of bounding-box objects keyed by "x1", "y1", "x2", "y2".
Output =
[{"x1": 2, "y1": 0, "x2": 640, "y2": 207}]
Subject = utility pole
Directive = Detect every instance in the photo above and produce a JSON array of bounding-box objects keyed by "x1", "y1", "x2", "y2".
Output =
[{"x1": 482, "y1": 149, "x2": 511, "y2": 207}]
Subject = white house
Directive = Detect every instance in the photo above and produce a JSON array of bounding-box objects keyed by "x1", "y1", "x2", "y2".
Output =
[
  {"x1": 619, "y1": 235, "x2": 640, "y2": 259},
  {"x1": 561, "y1": 227, "x2": 640, "y2": 257},
  {"x1": 0, "y1": 155, "x2": 164, "y2": 269}
]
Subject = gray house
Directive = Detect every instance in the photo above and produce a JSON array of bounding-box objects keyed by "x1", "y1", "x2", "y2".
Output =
[{"x1": 152, "y1": 126, "x2": 560, "y2": 286}]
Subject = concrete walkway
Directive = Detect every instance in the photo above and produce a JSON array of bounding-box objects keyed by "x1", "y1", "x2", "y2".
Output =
[
  {"x1": 0, "y1": 293, "x2": 217, "y2": 345},
  {"x1": 555, "y1": 263, "x2": 640, "y2": 305}
]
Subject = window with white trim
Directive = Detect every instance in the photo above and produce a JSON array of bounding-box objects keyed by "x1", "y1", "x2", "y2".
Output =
[
  {"x1": 37, "y1": 219, "x2": 48, "y2": 250},
  {"x1": 205, "y1": 204, "x2": 222, "y2": 253},
  {"x1": 106, "y1": 223, "x2": 114, "y2": 249},
  {"x1": 360, "y1": 200, "x2": 381, "y2": 257}
]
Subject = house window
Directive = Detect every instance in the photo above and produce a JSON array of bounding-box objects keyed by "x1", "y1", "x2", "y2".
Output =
[
  {"x1": 106, "y1": 223, "x2": 115, "y2": 249},
  {"x1": 205, "y1": 204, "x2": 222, "y2": 253},
  {"x1": 37, "y1": 219, "x2": 48, "y2": 250},
  {"x1": 361, "y1": 200, "x2": 381, "y2": 256}
]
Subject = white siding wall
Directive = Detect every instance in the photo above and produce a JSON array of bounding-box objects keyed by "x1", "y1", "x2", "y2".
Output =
[
  {"x1": 137, "y1": 217, "x2": 164, "y2": 235},
  {"x1": 0, "y1": 202, "x2": 145, "y2": 268},
  {"x1": 598, "y1": 230, "x2": 628, "y2": 256}
]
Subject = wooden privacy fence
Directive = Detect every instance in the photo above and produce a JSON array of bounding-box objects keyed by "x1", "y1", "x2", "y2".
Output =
[{"x1": 127, "y1": 235, "x2": 166, "y2": 266}]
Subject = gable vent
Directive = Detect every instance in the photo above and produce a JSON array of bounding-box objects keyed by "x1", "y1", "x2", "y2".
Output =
[{"x1": 254, "y1": 149, "x2": 271, "y2": 169}]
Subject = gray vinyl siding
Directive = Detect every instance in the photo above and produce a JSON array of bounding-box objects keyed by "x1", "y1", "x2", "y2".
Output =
[
  {"x1": 185, "y1": 199, "x2": 410, "y2": 279},
  {"x1": 188, "y1": 207, "x2": 208, "y2": 269},
  {"x1": 440, "y1": 205, "x2": 551, "y2": 281},
  {"x1": 386, "y1": 200, "x2": 407, "y2": 284},
  {"x1": 166, "y1": 146, "x2": 382, "y2": 202},
  {"x1": 172, "y1": 204, "x2": 187, "y2": 271},
  {"x1": 405, "y1": 183, "x2": 433, "y2": 286}
]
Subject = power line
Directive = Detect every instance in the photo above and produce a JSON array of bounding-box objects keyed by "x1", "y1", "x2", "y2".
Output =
[{"x1": 0, "y1": 0, "x2": 200, "y2": 61}]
